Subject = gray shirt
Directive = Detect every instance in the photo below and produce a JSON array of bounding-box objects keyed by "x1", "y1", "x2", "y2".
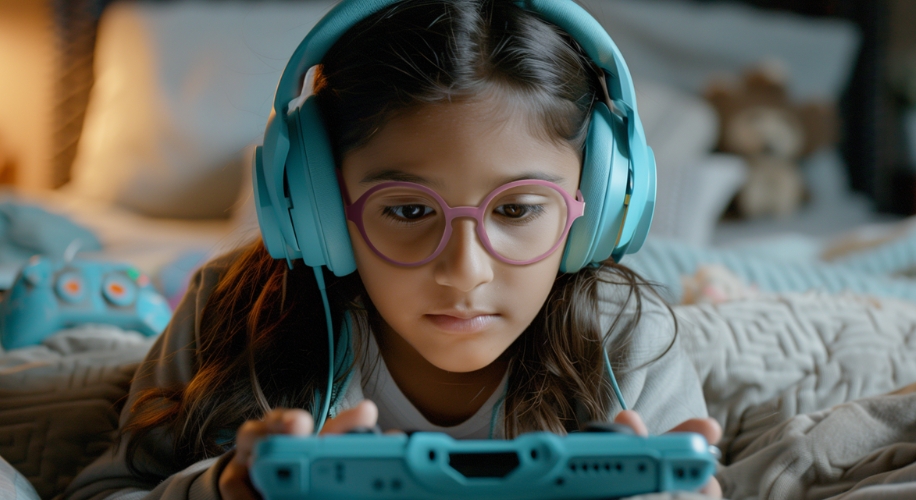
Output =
[{"x1": 62, "y1": 250, "x2": 708, "y2": 500}]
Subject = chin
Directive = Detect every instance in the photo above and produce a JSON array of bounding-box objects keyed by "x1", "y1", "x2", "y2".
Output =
[{"x1": 424, "y1": 348, "x2": 502, "y2": 373}]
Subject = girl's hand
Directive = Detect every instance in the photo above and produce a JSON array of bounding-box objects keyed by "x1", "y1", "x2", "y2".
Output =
[
  {"x1": 219, "y1": 400, "x2": 379, "y2": 500},
  {"x1": 613, "y1": 410, "x2": 723, "y2": 498}
]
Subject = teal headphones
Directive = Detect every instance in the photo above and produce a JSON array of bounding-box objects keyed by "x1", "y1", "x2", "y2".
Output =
[
  {"x1": 253, "y1": 0, "x2": 655, "y2": 431},
  {"x1": 253, "y1": 0, "x2": 656, "y2": 277}
]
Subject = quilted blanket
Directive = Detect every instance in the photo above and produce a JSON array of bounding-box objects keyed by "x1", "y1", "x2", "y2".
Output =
[
  {"x1": 0, "y1": 327, "x2": 155, "y2": 499},
  {"x1": 676, "y1": 292, "x2": 916, "y2": 499}
]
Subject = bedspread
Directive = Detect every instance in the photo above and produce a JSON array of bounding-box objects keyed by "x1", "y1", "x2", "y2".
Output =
[
  {"x1": 0, "y1": 327, "x2": 155, "y2": 499},
  {"x1": 675, "y1": 292, "x2": 916, "y2": 499}
]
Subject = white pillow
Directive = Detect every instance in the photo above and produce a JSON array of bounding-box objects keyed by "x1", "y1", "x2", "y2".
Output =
[
  {"x1": 69, "y1": 1, "x2": 338, "y2": 219},
  {"x1": 581, "y1": 0, "x2": 860, "y2": 101},
  {"x1": 634, "y1": 78, "x2": 747, "y2": 246}
]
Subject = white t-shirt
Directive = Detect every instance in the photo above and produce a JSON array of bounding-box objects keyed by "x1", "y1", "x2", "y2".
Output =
[{"x1": 361, "y1": 334, "x2": 508, "y2": 439}]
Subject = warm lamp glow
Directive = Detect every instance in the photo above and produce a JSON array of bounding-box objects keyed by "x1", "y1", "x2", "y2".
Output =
[{"x1": 0, "y1": 0, "x2": 54, "y2": 190}]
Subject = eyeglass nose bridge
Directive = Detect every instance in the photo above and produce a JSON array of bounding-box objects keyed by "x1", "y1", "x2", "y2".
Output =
[{"x1": 432, "y1": 205, "x2": 496, "y2": 262}]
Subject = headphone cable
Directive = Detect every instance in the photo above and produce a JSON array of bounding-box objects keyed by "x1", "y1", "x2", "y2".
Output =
[{"x1": 312, "y1": 266, "x2": 335, "y2": 434}]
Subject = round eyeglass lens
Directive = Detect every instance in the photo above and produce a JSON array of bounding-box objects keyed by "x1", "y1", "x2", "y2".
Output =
[
  {"x1": 361, "y1": 187, "x2": 446, "y2": 264},
  {"x1": 483, "y1": 183, "x2": 568, "y2": 262}
]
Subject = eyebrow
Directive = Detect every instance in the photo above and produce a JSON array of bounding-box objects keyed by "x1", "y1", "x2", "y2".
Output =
[
  {"x1": 359, "y1": 170, "x2": 567, "y2": 188},
  {"x1": 359, "y1": 170, "x2": 444, "y2": 189}
]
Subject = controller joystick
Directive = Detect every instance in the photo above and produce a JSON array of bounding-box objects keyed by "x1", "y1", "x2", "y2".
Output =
[{"x1": 0, "y1": 256, "x2": 173, "y2": 349}]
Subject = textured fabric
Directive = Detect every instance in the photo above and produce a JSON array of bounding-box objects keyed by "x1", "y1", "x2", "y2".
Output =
[
  {"x1": 0, "y1": 326, "x2": 154, "y2": 499},
  {"x1": 0, "y1": 453, "x2": 40, "y2": 500},
  {"x1": 673, "y1": 292, "x2": 916, "y2": 499},
  {"x1": 628, "y1": 238, "x2": 916, "y2": 304},
  {"x1": 362, "y1": 333, "x2": 508, "y2": 439},
  {"x1": 832, "y1": 221, "x2": 916, "y2": 276},
  {"x1": 719, "y1": 393, "x2": 916, "y2": 500}
]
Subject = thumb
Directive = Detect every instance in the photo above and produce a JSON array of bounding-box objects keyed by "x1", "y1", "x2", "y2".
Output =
[{"x1": 319, "y1": 400, "x2": 379, "y2": 435}]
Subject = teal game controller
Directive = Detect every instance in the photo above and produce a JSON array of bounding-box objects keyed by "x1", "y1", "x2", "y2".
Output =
[
  {"x1": 0, "y1": 256, "x2": 172, "y2": 349},
  {"x1": 251, "y1": 429, "x2": 718, "y2": 500}
]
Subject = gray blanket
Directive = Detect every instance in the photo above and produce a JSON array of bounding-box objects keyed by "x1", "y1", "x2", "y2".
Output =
[
  {"x1": 676, "y1": 292, "x2": 916, "y2": 500},
  {"x1": 720, "y1": 391, "x2": 916, "y2": 499},
  {"x1": 0, "y1": 327, "x2": 155, "y2": 499}
]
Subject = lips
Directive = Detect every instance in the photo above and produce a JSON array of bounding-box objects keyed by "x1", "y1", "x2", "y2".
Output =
[{"x1": 424, "y1": 311, "x2": 499, "y2": 334}]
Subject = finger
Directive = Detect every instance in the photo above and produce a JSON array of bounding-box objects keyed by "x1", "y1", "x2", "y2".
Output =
[
  {"x1": 268, "y1": 408, "x2": 315, "y2": 436},
  {"x1": 667, "y1": 418, "x2": 723, "y2": 445},
  {"x1": 613, "y1": 410, "x2": 649, "y2": 436},
  {"x1": 384, "y1": 429, "x2": 406, "y2": 435},
  {"x1": 320, "y1": 400, "x2": 379, "y2": 435},
  {"x1": 233, "y1": 419, "x2": 269, "y2": 466},
  {"x1": 234, "y1": 409, "x2": 315, "y2": 466}
]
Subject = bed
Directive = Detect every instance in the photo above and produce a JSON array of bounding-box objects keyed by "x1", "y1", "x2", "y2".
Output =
[{"x1": 1, "y1": 1, "x2": 915, "y2": 499}]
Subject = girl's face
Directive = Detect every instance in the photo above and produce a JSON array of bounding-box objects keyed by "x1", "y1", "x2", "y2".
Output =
[{"x1": 340, "y1": 97, "x2": 581, "y2": 373}]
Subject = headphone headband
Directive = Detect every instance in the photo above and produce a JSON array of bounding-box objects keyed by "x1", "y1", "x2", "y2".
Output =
[{"x1": 270, "y1": 0, "x2": 639, "y2": 123}]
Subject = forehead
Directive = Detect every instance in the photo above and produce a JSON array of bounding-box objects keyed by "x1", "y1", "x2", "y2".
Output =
[{"x1": 340, "y1": 97, "x2": 582, "y2": 195}]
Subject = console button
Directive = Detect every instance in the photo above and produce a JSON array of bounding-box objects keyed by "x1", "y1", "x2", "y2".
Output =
[
  {"x1": 102, "y1": 274, "x2": 138, "y2": 307},
  {"x1": 55, "y1": 272, "x2": 86, "y2": 303}
]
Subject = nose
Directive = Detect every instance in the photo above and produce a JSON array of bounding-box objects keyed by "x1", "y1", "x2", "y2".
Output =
[{"x1": 433, "y1": 218, "x2": 494, "y2": 292}]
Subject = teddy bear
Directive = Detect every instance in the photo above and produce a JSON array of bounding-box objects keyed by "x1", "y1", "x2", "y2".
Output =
[{"x1": 705, "y1": 63, "x2": 839, "y2": 218}]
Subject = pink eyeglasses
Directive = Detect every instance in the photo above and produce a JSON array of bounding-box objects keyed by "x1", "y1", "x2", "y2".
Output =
[{"x1": 343, "y1": 179, "x2": 585, "y2": 266}]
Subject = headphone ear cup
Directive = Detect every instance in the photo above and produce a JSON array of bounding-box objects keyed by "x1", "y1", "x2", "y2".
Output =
[
  {"x1": 284, "y1": 97, "x2": 357, "y2": 276},
  {"x1": 253, "y1": 146, "x2": 294, "y2": 260},
  {"x1": 560, "y1": 102, "x2": 630, "y2": 273}
]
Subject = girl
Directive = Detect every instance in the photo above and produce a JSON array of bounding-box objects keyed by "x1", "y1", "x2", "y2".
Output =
[{"x1": 65, "y1": 0, "x2": 721, "y2": 498}]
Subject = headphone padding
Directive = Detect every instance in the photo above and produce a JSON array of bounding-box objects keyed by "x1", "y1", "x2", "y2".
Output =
[
  {"x1": 561, "y1": 102, "x2": 628, "y2": 272},
  {"x1": 286, "y1": 98, "x2": 357, "y2": 276},
  {"x1": 253, "y1": 146, "x2": 293, "y2": 260}
]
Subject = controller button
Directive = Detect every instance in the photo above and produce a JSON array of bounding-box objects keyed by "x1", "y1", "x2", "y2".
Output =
[
  {"x1": 55, "y1": 272, "x2": 86, "y2": 303},
  {"x1": 391, "y1": 479, "x2": 402, "y2": 491},
  {"x1": 102, "y1": 274, "x2": 138, "y2": 307},
  {"x1": 372, "y1": 479, "x2": 384, "y2": 491}
]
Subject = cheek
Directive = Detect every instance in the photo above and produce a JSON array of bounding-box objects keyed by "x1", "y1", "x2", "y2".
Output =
[
  {"x1": 348, "y1": 223, "x2": 421, "y2": 313},
  {"x1": 500, "y1": 251, "x2": 564, "y2": 328}
]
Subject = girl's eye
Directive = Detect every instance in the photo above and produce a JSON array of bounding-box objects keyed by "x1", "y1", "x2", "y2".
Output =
[
  {"x1": 383, "y1": 204, "x2": 435, "y2": 221},
  {"x1": 495, "y1": 204, "x2": 542, "y2": 219}
]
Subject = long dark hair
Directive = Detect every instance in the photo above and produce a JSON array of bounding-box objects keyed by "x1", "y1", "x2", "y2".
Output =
[{"x1": 123, "y1": 0, "x2": 671, "y2": 474}]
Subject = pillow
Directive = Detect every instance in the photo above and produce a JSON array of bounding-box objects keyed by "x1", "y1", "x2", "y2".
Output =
[
  {"x1": 68, "y1": 1, "x2": 338, "y2": 219},
  {"x1": 634, "y1": 78, "x2": 747, "y2": 246},
  {"x1": 581, "y1": 0, "x2": 860, "y2": 101}
]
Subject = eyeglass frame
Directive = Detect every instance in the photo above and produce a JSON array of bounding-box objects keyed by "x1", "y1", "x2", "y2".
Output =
[{"x1": 341, "y1": 178, "x2": 586, "y2": 266}]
